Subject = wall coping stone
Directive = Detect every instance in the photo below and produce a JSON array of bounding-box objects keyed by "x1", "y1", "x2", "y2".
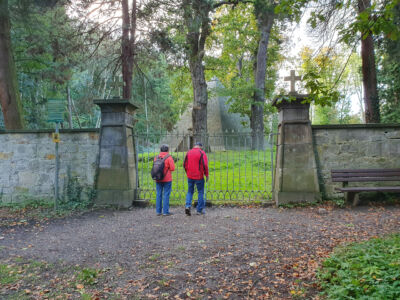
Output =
[
  {"x1": 0, "y1": 128, "x2": 99, "y2": 134},
  {"x1": 312, "y1": 124, "x2": 400, "y2": 130}
]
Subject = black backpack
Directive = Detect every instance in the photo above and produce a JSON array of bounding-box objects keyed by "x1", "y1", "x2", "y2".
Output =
[{"x1": 151, "y1": 154, "x2": 170, "y2": 180}]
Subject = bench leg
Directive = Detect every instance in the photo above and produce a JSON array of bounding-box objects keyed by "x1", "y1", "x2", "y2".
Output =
[
  {"x1": 345, "y1": 192, "x2": 355, "y2": 203},
  {"x1": 352, "y1": 194, "x2": 360, "y2": 206},
  {"x1": 345, "y1": 192, "x2": 360, "y2": 206}
]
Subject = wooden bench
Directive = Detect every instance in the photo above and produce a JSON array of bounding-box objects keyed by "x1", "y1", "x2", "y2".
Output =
[{"x1": 331, "y1": 169, "x2": 400, "y2": 205}]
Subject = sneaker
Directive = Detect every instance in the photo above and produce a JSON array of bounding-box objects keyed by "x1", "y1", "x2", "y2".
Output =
[
  {"x1": 163, "y1": 213, "x2": 173, "y2": 216},
  {"x1": 156, "y1": 213, "x2": 162, "y2": 216},
  {"x1": 196, "y1": 211, "x2": 205, "y2": 215},
  {"x1": 185, "y1": 207, "x2": 191, "y2": 216}
]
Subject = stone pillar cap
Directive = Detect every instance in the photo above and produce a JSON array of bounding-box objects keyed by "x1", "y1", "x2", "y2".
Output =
[
  {"x1": 272, "y1": 93, "x2": 311, "y2": 109},
  {"x1": 94, "y1": 97, "x2": 139, "y2": 110}
]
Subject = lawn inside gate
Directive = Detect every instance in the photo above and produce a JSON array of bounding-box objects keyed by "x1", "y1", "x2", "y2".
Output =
[{"x1": 137, "y1": 149, "x2": 275, "y2": 205}]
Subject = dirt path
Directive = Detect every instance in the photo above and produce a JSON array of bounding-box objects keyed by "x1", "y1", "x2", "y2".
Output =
[{"x1": 1, "y1": 205, "x2": 400, "y2": 299}]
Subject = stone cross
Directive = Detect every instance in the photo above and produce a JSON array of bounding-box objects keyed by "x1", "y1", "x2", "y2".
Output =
[{"x1": 284, "y1": 70, "x2": 301, "y2": 93}]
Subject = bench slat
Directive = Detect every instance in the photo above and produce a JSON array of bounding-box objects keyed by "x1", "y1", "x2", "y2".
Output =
[
  {"x1": 335, "y1": 187, "x2": 400, "y2": 192},
  {"x1": 332, "y1": 172, "x2": 400, "y2": 178},
  {"x1": 332, "y1": 169, "x2": 400, "y2": 173},
  {"x1": 332, "y1": 177, "x2": 400, "y2": 182}
]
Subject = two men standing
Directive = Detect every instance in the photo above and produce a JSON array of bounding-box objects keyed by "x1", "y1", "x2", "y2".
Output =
[
  {"x1": 153, "y1": 142, "x2": 209, "y2": 216},
  {"x1": 183, "y1": 142, "x2": 209, "y2": 216}
]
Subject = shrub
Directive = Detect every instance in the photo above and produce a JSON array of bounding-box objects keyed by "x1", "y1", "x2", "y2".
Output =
[{"x1": 317, "y1": 234, "x2": 400, "y2": 299}]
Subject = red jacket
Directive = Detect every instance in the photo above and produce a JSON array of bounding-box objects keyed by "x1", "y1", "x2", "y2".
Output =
[
  {"x1": 154, "y1": 152, "x2": 175, "y2": 182},
  {"x1": 183, "y1": 148, "x2": 209, "y2": 180}
]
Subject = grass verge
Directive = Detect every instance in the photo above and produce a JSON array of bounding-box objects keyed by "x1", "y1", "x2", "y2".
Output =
[
  {"x1": 0, "y1": 258, "x2": 105, "y2": 299},
  {"x1": 317, "y1": 234, "x2": 400, "y2": 299},
  {"x1": 0, "y1": 199, "x2": 93, "y2": 228}
]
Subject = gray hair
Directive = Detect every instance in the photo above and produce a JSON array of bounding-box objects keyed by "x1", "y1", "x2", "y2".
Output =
[{"x1": 160, "y1": 144, "x2": 169, "y2": 152}]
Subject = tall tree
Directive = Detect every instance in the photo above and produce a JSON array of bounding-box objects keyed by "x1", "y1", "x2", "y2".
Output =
[
  {"x1": 172, "y1": 0, "x2": 243, "y2": 142},
  {"x1": 181, "y1": 0, "x2": 279, "y2": 147},
  {"x1": 300, "y1": 46, "x2": 362, "y2": 124},
  {"x1": 182, "y1": 0, "x2": 211, "y2": 139},
  {"x1": 10, "y1": 0, "x2": 92, "y2": 129},
  {"x1": 0, "y1": 0, "x2": 24, "y2": 129},
  {"x1": 289, "y1": 0, "x2": 400, "y2": 123},
  {"x1": 377, "y1": 3, "x2": 400, "y2": 123},
  {"x1": 70, "y1": 0, "x2": 141, "y2": 101},
  {"x1": 252, "y1": 0, "x2": 276, "y2": 149},
  {"x1": 121, "y1": 0, "x2": 136, "y2": 99},
  {"x1": 207, "y1": 3, "x2": 280, "y2": 131},
  {"x1": 358, "y1": 0, "x2": 379, "y2": 123}
]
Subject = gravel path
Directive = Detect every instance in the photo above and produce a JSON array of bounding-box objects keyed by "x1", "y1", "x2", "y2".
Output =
[{"x1": 1, "y1": 205, "x2": 400, "y2": 299}]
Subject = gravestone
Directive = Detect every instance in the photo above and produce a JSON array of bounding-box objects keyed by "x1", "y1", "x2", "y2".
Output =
[
  {"x1": 94, "y1": 98, "x2": 140, "y2": 208},
  {"x1": 272, "y1": 71, "x2": 320, "y2": 204}
]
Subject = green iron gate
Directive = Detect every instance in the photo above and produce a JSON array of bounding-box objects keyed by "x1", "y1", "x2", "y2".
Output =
[{"x1": 134, "y1": 131, "x2": 276, "y2": 205}]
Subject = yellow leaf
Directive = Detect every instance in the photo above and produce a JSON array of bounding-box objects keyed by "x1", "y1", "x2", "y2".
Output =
[{"x1": 76, "y1": 284, "x2": 84, "y2": 289}]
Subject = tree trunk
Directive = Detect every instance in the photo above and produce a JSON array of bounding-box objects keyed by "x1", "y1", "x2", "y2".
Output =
[
  {"x1": 252, "y1": 12, "x2": 274, "y2": 150},
  {"x1": 189, "y1": 56, "x2": 208, "y2": 141},
  {"x1": 183, "y1": 0, "x2": 212, "y2": 146},
  {"x1": 358, "y1": 0, "x2": 380, "y2": 123},
  {"x1": 0, "y1": 0, "x2": 24, "y2": 129},
  {"x1": 121, "y1": 0, "x2": 136, "y2": 100}
]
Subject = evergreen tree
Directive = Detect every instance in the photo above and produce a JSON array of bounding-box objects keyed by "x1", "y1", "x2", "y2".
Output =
[{"x1": 0, "y1": 0, "x2": 25, "y2": 129}]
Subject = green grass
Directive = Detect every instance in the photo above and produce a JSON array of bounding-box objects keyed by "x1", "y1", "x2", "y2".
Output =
[
  {"x1": 0, "y1": 258, "x2": 104, "y2": 299},
  {"x1": 0, "y1": 264, "x2": 19, "y2": 285},
  {"x1": 75, "y1": 268, "x2": 100, "y2": 285},
  {"x1": 137, "y1": 150, "x2": 275, "y2": 204},
  {"x1": 0, "y1": 199, "x2": 53, "y2": 210},
  {"x1": 0, "y1": 197, "x2": 95, "y2": 226},
  {"x1": 317, "y1": 234, "x2": 400, "y2": 299}
]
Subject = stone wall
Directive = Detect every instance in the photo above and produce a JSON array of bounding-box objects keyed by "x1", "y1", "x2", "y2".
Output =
[
  {"x1": 312, "y1": 124, "x2": 400, "y2": 199},
  {"x1": 2, "y1": 124, "x2": 399, "y2": 204},
  {"x1": 0, "y1": 129, "x2": 99, "y2": 203}
]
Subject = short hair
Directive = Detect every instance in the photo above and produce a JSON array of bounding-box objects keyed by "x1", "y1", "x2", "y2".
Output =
[
  {"x1": 160, "y1": 144, "x2": 169, "y2": 152},
  {"x1": 194, "y1": 142, "x2": 203, "y2": 147}
]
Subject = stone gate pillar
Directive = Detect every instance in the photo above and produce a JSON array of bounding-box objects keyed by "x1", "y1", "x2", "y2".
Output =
[
  {"x1": 272, "y1": 95, "x2": 320, "y2": 205},
  {"x1": 94, "y1": 98, "x2": 139, "y2": 208}
]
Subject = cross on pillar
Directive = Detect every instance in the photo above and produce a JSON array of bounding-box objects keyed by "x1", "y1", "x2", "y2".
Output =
[{"x1": 284, "y1": 70, "x2": 301, "y2": 93}]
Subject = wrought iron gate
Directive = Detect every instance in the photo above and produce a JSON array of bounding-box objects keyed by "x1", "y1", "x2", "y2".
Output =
[{"x1": 134, "y1": 131, "x2": 275, "y2": 205}]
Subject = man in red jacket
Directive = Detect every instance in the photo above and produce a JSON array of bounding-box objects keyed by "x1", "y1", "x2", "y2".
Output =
[
  {"x1": 155, "y1": 144, "x2": 175, "y2": 216},
  {"x1": 183, "y1": 142, "x2": 209, "y2": 216}
]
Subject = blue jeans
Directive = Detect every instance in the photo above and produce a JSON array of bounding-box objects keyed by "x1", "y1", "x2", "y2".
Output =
[
  {"x1": 185, "y1": 178, "x2": 205, "y2": 213},
  {"x1": 156, "y1": 181, "x2": 172, "y2": 214}
]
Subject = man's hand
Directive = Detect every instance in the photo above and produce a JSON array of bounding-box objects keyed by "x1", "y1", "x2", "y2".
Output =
[{"x1": 206, "y1": 176, "x2": 209, "y2": 182}]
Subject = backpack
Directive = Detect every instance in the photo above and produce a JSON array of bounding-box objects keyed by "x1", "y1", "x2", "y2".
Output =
[{"x1": 151, "y1": 154, "x2": 170, "y2": 181}]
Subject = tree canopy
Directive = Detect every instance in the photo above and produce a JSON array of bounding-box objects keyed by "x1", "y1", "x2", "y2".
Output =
[{"x1": 1, "y1": 0, "x2": 400, "y2": 131}]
